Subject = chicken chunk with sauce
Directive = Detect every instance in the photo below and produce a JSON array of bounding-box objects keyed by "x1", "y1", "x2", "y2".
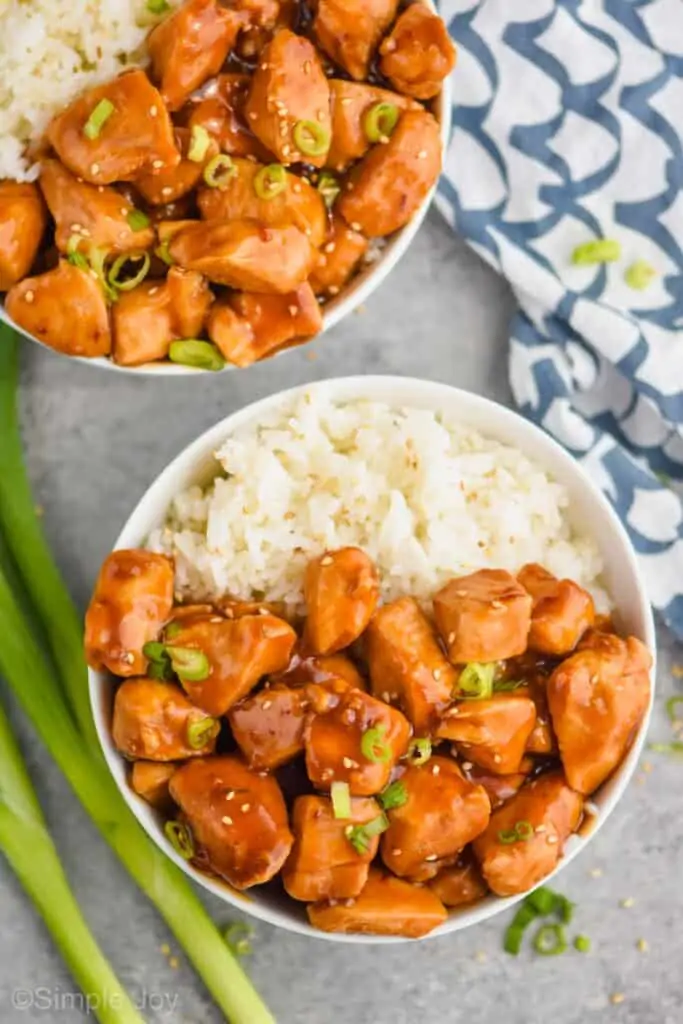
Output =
[
  {"x1": 437, "y1": 694, "x2": 537, "y2": 775},
  {"x1": 0, "y1": 182, "x2": 46, "y2": 291},
  {"x1": 304, "y1": 548, "x2": 380, "y2": 655},
  {"x1": 208, "y1": 283, "x2": 322, "y2": 366},
  {"x1": 130, "y1": 761, "x2": 177, "y2": 811},
  {"x1": 113, "y1": 678, "x2": 219, "y2": 760},
  {"x1": 326, "y1": 80, "x2": 419, "y2": 172},
  {"x1": 169, "y1": 756, "x2": 294, "y2": 888},
  {"x1": 428, "y1": 857, "x2": 488, "y2": 908},
  {"x1": 518, "y1": 563, "x2": 595, "y2": 656},
  {"x1": 313, "y1": 0, "x2": 399, "y2": 81},
  {"x1": 379, "y1": 4, "x2": 456, "y2": 100},
  {"x1": 84, "y1": 550, "x2": 174, "y2": 676},
  {"x1": 228, "y1": 685, "x2": 308, "y2": 769},
  {"x1": 433, "y1": 569, "x2": 532, "y2": 664}
]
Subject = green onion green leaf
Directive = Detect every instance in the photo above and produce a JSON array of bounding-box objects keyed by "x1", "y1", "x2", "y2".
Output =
[
  {"x1": 107, "y1": 251, "x2": 151, "y2": 292},
  {"x1": 168, "y1": 339, "x2": 225, "y2": 373},
  {"x1": 457, "y1": 662, "x2": 495, "y2": 700},
  {"x1": 83, "y1": 98, "x2": 115, "y2": 140},
  {"x1": 253, "y1": 163, "x2": 287, "y2": 200},
  {"x1": 331, "y1": 780, "x2": 352, "y2": 819},
  {"x1": 377, "y1": 779, "x2": 407, "y2": 811},
  {"x1": 167, "y1": 646, "x2": 210, "y2": 682},
  {"x1": 203, "y1": 153, "x2": 236, "y2": 190},
  {"x1": 574, "y1": 934, "x2": 591, "y2": 953},
  {"x1": 360, "y1": 724, "x2": 391, "y2": 764},
  {"x1": 405, "y1": 736, "x2": 431, "y2": 766},
  {"x1": 363, "y1": 102, "x2": 399, "y2": 143},
  {"x1": 533, "y1": 923, "x2": 567, "y2": 956},
  {"x1": 188, "y1": 124, "x2": 211, "y2": 163},
  {"x1": 127, "y1": 209, "x2": 150, "y2": 232},
  {"x1": 624, "y1": 259, "x2": 657, "y2": 290},
  {"x1": 164, "y1": 820, "x2": 195, "y2": 860},
  {"x1": 187, "y1": 716, "x2": 219, "y2": 750},
  {"x1": 292, "y1": 120, "x2": 330, "y2": 158},
  {"x1": 316, "y1": 171, "x2": 340, "y2": 209}
]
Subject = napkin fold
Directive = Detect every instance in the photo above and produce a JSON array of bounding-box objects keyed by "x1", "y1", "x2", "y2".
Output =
[{"x1": 436, "y1": 0, "x2": 683, "y2": 636}]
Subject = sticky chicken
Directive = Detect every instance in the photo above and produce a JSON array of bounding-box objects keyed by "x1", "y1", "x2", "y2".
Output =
[
  {"x1": 113, "y1": 678, "x2": 219, "y2": 760},
  {"x1": 0, "y1": 182, "x2": 46, "y2": 290}
]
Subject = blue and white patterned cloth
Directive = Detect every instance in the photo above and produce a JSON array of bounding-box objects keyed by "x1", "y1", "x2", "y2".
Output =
[{"x1": 435, "y1": 0, "x2": 683, "y2": 636}]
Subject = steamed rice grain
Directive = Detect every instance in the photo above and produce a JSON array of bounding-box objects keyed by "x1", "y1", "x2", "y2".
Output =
[{"x1": 147, "y1": 392, "x2": 609, "y2": 614}]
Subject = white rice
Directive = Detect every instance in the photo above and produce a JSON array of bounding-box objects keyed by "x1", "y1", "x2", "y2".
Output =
[
  {"x1": 0, "y1": 0, "x2": 180, "y2": 182},
  {"x1": 148, "y1": 392, "x2": 610, "y2": 615}
]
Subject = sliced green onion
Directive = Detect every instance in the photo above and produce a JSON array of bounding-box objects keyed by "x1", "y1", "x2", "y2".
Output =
[
  {"x1": 167, "y1": 646, "x2": 210, "y2": 682},
  {"x1": 188, "y1": 125, "x2": 211, "y2": 163},
  {"x1": 574, "y1": 935, "x2": 591, "y2": 953},
  {"x1": 533, "y1": 923, "x2": 567, "y2": 956},
  {"x1": 67, "y1": 250, "x2": 90, "y2": 272},
  {"x1": 83, "y1": 98, "x2": 115, "y2": 140},
  {"x1": 253, "y1": 163, "x2": 287, "y2": 200},
  {"x1": 497, "y1": 828, "x2": 519, "y2": 845},
  {"x1": 493, "y1": 678, "x2": 525, "y2": 693},
  {"x1": 648, "y1": 741, "x2": 683, "y2": 757},
  {"x1": 292, "y1": 120, "x2": 330, "y2": 158},
  {"x1": 66, "y1": 233, "x2": 83, "y2": 256},
  {"x1": 203, "y1": 154, "x2": 236, "y2": 189},
  {"x1": 142, "y1": 641, "x2": 166, "y2": 662},
  {"x1": 405, "y1": 737, "x2": 431, "y2": 766},
  {"x1": 666, "y1": 696, "x2": 683, "y2": 722},
  {"x1": 458, "y1": 662, "x2": 495, "y2": 700},
  {"x1": 147, "y1": 0, "x2": 170, "y2": 12},
  {"x1": 346, "y1": 813, "x2": 389, "y2": 854},
  {"x1": 377, "y1": 779, "x2": 407, "y2": 811},
  {"x1": 148, "y1": 660, "x2": 173, "y2": 681},
  {"x1": 503, "y1": 925, "x2": 525, "y2": 956},
  {"x1": 165, "y1": 621, "x2": 182, "y2": 640},
  {"x1": 107, "y1": 251, "x2": 150, "y2": 292},
  {"x1": 164, "y1": 820, "x2": 194, "y2": 860},
  {"x1": 168, "y1": 339, "x2": 226, "y2": 372},
  {"x1": 503, "y1": 902, "x2": 539, "y2": 955},
  {"x1": 331, "y1": 780, "x2": 352, "y2": 819},
  {"x1": 624, "y1": 259, "x2": 657, "y2": 290},
  {"x1": 558, "y1": 896, "x2": 575, "y2": 924},
  {"x1": 155, "y1": 239, "x2": 174, "y2": 266},
  {"x1": 363, "y1": 102, "x2": 399, "y2": 143},
  {"x1": 224, "y1": 922, "x2": 253, "y2": 957},
  {"x1": 127, "y1": 209, "x2": 150, "y2": 232},
  {"x1": 360, "y1": 724, "x2": 390, "y2": 764},
  {"x1": 187, "y1": 716, "x2": 219, "y2": 750},
  {"x1": 571, "y1": 239, "x2": 621, "y2": 265},
  {"x1": 526, "y1": 886, "x2": 557, "y2": 916},
  {"x1": 89, "y1": 247, "x2": 119, "y2": 303},
  {"x1": 514, "y1": 820, "x2": 534, "y2": 841},
  {"x1": 316, "y1": 171, "x2": 340, "y2": 209}
]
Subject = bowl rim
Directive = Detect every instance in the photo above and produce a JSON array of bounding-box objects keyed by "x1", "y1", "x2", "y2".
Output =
[
  {"x1": 0, "y1": 0, "x2": 452, "y2": 376},
  {"x1": 88, "y1": 375, "x2": 657, "y2": 944}
]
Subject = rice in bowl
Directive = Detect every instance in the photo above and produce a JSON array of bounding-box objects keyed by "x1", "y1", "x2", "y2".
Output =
[{"x1": 148, "y1": 392, "x2": 609, "y2": 613}]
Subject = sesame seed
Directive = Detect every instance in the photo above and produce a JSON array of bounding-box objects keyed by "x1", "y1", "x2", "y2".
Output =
[
  {"x1": 160, "y1": 943, "x2": 171, "y2": 956},
  {"x1": 282, "y1": 144, "x2": 291, "y2": 157},
  {"x1": 248, "y1": 111, "x2": 258, "y2": 120},
  {"x1": 590, "y1": 674, "x2": 599, "y2": 684},
  {"x1": 161, "y1": 187, "x2": 173, "y2": 197},
  {"x1": 90, "y1": 162, "x2": 100, "y2": 175},
  {"x1": 340, "y1": 97, "x2": 352, "y2": 106},
  {"x1": 241, "y1": 803, "x2": 251, "y2": 812},
  {"x1": 168, "y1": 957, "x2": 179, "y2": 970},
  {"x1": 462, "y1": 761, "x2": 473, "y2": 770},
  {"x1": 447, "y1": 632, "x2": 456, "y2": 644},
  {"x1": 262, "y1": 700, "x2": 272, "y2": 710},
  {"x1": 260, "y1": 62, "x2": 268, "y2": 70},
  {"x1": 221, "y1": 815, "x2": 233, "y2": 825},
  {"x1": 292, "y1": 183, "x2": 302, "y2": 193},
  {"x1": 425, "y1": 854, "x2": 438, "y2": 862},
  {"x1": 225, "y1": 790, "x2": 235, "y2": 800},
  {"x1": 210, "y1": 616, "x2": 223, "y2": 623},
  {"x1": 491, "y1": 600, "x2": 505, "y2": 609},
  {"x1": 535, "y1": 825, "x2": 547, "y2": 833},
  {"x1": 378, "y1": 135, "x2": 389, "y2": 145},
  {"x1": 391, "y1": 847, "x2": 402, "y2": 856},
  {"x1": 446, "y1": 706, "x2": 459, "y2": 716},
  {"x1": 324, "y1": 241, "x2": 336, "y2": 253},
  {"x1": 350, "y1": 221, "x2": 362, "y2": 231},
  {"x1": 620, "y1": 897, "x2": 635, "y2": 908},
  {"x1": 317, "y1": 109, "x2": 325, "y2": 121},
  {"x1": 24, "y1": 290, "x2": 35, "y2": 303},
  {"x1": 152, "y1": 159, "x2": 164, "y2": 169},
  {"x1": 642, "y1": 761, "x2": 653, "y2": 773},
  {"x1": 433, "y1": 669, "x2": 441, "y2": 681},
  {"x1": 328, "y1": 285, "x2": 340, "y2": 295},
  {"x1": 418, "y1": 149, "x2": 428, "y2": 159},
  {"x1": 303, "y1": 60, "x2": 311, "y2": 73},
  {"x1": 589, "y1": 867, "x2": 603, "y2": 878},
  {"x1": 474, "y1": 951, "x2": 487, "y2": 963},
  {"x1": 637, "y1": 938, "x2": 648, "y2": 953},
  {"x1": 381, "y1": 691, "x2": 391, "y2": 702},
  {"x1": 493, "y1": 754, "x2": 502, "y2": 764},
  {"x1": 547, "y1": 834, "x2": 558, "y2": 845},
  {"x1": 320, "y1": 555, "x2": 334, "y2": 565},
  {"x1": 342, "y1": 757, "x2": 358, "y2": 769},
  {"x1": 70, "y1": 222, "x2": 83, "y2": 232},
  {"x1": 148, "y1": 287, "x2": 159, "y2": 296},
  {"x1": 432, "y1": 764, "x2": 440, "y2": 775},
  {"x1": 150, "y1": 105, "x2": 158, "y2": 116},
  {"x1": 610, "y1": 994, "x2": 625, "y2": 1005},
  {"x1": 344, "y1": 825, "x2": 353, "y2": 837},
  {"x1": 456, "y1": 589, "x2": 467, "y2": 597},
  {"x1": 344, "y1": 898, "x2": 355, "y2": 907}
]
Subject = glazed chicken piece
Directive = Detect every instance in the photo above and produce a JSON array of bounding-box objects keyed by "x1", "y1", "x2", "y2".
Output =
[
  {"x1": 198, "y1": 157, "x2": 328, "y2": 247},
  {"x1": 380, "y1": 757, "x2": 490, "y2": 882},
  {"x1": 208, "y1": 283, "x2": 322, "y2": 366},
  {"x1": 283, "y1": 794, "x2": 382, "y2": 901},
  {"x1": 326, "y1": 80, "x2": 419, "y2": 172},
  {"x1": 46, "y1": 69, "x2": 179, "y2": 184},
  {"x1": 338, "y1": 110, "x2": 441, "y2": 238},
  {"x1": 244, "y1": 30, "x2": 332, "y2": 168},
  {"x1": 308, "y1": 868, "x2": 447, "y2": 938},
  {"x1": 518, "y1": 563, "x2": 595, "y2": 656},
  {"x1": 547, "y1": 632, "x2": 652, "y2": 794},
  {"x1": 6, "y1": 261, "x2": 111, "y2": 358},
  {"x1": 461, "y1": 760, "x2": 532, "y2": 810},
  {"x1": 130, "y1": 761, "x2": 177, "y2": 811},
  {"x1": 304, "y1": 548, "x2": 380, "y2": 655},
  {"x1": 113, "y1": 678, "x2": 219, "y2": 761},
  {"x1": 313, "y1": 0, "x2": 399, "y2": 81},
  {"x1": 187, "y1": 74, "x2": 271, "y2": 161},
  {"x1": 169, "y1": 219, "x2": 315, "y2": 292},
  {"x1": 136, "y1": 127, "x2": 218, "y2": 206},
  {"x1": 213, "y1": 596, "x2": 288, "y2": 620},
  {"x1": 273, "y1": 650, "x2": 366, "y2": 691},
  {"x1": 164, "y1": 612, "x2": 297, "y2": 715},
  {"x1": 0, "y1": 181, "x2": 46, "y2": 290},
  {"x1": 84, "y1": 550, "x2": 174, "y2": 676},
  {"x1": 304, "y1": 684, "x2": 411, "y2": 795},
  {"x1": 379, "y1": 4, "x2": 457, "y2": 100},
  {"x1": 437, "y1": 695, "x2": 537, "y2": 774},
  {"x1": 309, "y1": 215, "x2": 368, "y2": 298},
  {"x1": 428, "y1": 857, "x2": 489, "y2": 908},
  {"x1": 473, "y1": 772, "x2": 583, "y2": 897},
  {"x1": 169, "y1": 756, "x2": 294, "y2": 888},
  {"x1": 147, "y1": 0, "x2": 242, "y2": 111},
  {"x1": 112, "y1": 267, "x2": 213, "y2": 367},
  {"x1": 39, "y1": 159, "x2": 155, "y2": 256},
  {"x1": 365, "y1": 597, "x2": 457, "y2": 735},
  {"x1": 433, "y1": 568, "x2": 532, "y2": 664},
  {"x1": 228, "y1": 685, "x2": 308, "y2": 769},
  {"x1": 518, "y1": 679, "x2": 557, "y2": 755}
]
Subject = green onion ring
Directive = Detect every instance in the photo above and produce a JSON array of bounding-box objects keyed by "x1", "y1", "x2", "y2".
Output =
[
  {"x1": 292, "y1": 120, "x2": 330, "y2": 158},
  {"x1": 168, "y1": 339, "x2": 225, "y2": 372},
  {"x1": 363, "y1": 102, "x2": 399, "y2": 143},
  {"x1": 203, "y1": 153, "x2": 236, "y2": 189},
  {"x1": 164, "y1": 820, "x2": 194, "y2": 860},
  {"x1": 253, "y1": 163, "x2": 287, "y2": 200},
  {"x1": 360, "y1": 724, "x2": 391, "y2": 764},
  {"x1": 107, "y1": 251, "x2": 150, "y2": 292}
]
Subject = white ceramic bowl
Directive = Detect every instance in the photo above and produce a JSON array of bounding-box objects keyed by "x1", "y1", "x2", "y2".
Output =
[
  {"x1": 88, "y1": 377, "x2": 656, "y2": 942},
  {"x1": 0, "y1": 9, "x2": 451, "y2": 375}
]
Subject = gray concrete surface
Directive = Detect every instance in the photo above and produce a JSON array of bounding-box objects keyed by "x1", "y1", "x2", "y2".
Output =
[{"x1": 1, "y1": 209, "x2": 682, "y2": 1024}]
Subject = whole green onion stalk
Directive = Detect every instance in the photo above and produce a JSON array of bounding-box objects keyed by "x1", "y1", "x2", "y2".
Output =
[
  {"x1": 0, "y1": 327, "x2": 274, "y2": 1024},
  {"x1": 0, "y1": 695, "x2": 143, "y2": 1023}
]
